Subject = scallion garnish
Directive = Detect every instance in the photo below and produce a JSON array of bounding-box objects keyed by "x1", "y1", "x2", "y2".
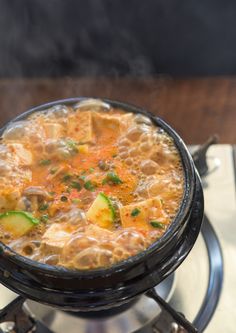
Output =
[
  {"x1": 79, "y1": 173, "x2": 86, "y2": 181},
  {"x1": 131, "y1": 208, "x2": 141, "y2": 217},
  {"x1": 102, "y1": 172, "x2": 123, "y2": 185},
  {"x1": 50, "y1": 167, "x2": 58, "y2": 174},
  {"x1": 40, "y1": 214, "x2": 49, "y2": 222},
  {"x1": 71, "y1": 181, "x2": 82, "y2": 191},
  {"x1": 39, "y1": 159, "x2": 51, "y2": 166},
  {"x1": 65, "y1": 139, "x2": 79, "y2": 153},
  {"x1": 62, "y1": 174, "x2": 72, "y2": 182},
  {"x1": 39, "y1": 203, "x2": 49, "y2": 211},
  {"x1": 150, "y1": 221, "x2": 165, "y2": 229},
  {"x1": 84, "y1": 180, "x2": 96, "y2": 191}
]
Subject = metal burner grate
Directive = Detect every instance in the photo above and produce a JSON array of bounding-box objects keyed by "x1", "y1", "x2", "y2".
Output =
[
  {"x1": 149, "y1": 215, "x2": 223, "y2": 333},
  {"x1": 0, "y1": 139, "x2": 224, "y2": 333},
  {"x1": 0, "y1": 214, "x2": 223, "y2": 333}
]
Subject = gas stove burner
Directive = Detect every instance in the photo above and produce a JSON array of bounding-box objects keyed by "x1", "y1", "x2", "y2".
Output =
[
  {"x1": 0, "y1": 142, "x2": 227, "y2": 333},
  {"x1": 25, "y1": 274, "x2": 175, "y2": 333},
  {"x1": 0, "y1": 215, "x2": 223, "y2": 333}
]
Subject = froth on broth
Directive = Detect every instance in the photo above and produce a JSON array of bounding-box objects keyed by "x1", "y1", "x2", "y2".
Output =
[{"x1": 0, "y1": 99, "x2": 184, "y2": 270}]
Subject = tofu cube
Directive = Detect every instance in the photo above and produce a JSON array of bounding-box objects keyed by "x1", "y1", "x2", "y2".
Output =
[
  {"x1": 67, "y1": 111, "x2": 94, "y2": 143},
  {"x1": 40, "y1": 223, "x2": 71, "y2": 255},
  {"x1": 120, "y1": 197, "x2": 166, "y2": 231},
  {"x1": 44, "y1": 123, "x2": 64, "y2": 139}
]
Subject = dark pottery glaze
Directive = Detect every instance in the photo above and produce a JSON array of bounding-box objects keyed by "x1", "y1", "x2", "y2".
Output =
[{"x1": 0, "y1": 98, "x2": 204, "y2": 310}]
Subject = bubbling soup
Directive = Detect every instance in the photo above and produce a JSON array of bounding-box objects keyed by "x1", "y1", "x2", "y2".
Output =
[{"x1": 0, "y1": 99, "x2": 184, "y2": 270}]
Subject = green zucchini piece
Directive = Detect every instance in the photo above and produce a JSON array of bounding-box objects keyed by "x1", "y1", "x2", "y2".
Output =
[
  {"x1": 86, "y1": 192, "x2": 115, "y2": 229},
  {"x1": 0, "y1": 211, "x2": 39, "y2": 237}
]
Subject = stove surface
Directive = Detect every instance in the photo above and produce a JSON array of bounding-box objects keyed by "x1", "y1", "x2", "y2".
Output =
[
  {"x1": 199, "y1": 144, "x2": 236, "y2": 332},
  {"x1": 0, "y1": 144, "x2": 235, "y2": 332}
]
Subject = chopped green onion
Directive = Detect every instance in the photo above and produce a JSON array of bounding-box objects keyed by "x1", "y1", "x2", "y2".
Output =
[
  {"x1": 89, "y1": 167, "x2": 95, "y2": 172},
  {"x1": 40, "y1": 214, "x2": 49, "y2": 222},
  {"x1": 102, "y1": 172, "x2": 123, "y2": 185},
  {"x1": 62, "y1": 174, "x2": 72, "y2": 182},
  {"x1": 131, "y1": 208, "x2": 141, "y2": 217},
  {"x1": 65, "y1": 139, "x2": 79, "y2": 153},
  {"x1": 71, "y1": 181, "x2": 82, "y2": 191},
  {"x1": 60, "y1": 196, "x2": 68, "y2": 202},
  {"x1": 39, "y1": 159, "x2": 51, "y2": 166},
  {"x1": 50, "y1": 167, "x2": 58, "y2": 174},
  {"x1": 39, "y1": 203, "x2": 49, "y2": 211},
  {"x1": 84, "y1": 180, "x2": 96, "y2": 191},
  {"x1": 150, "y1": 221, "x2": 165, "y2": 229}
]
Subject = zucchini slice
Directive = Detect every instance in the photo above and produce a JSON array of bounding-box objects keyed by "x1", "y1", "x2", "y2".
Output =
[
  {"x1": 0, "y1": 211, "x2": 39, "y2": 237},
  {"x1": 86, "y1": 193, "x2": 115, "y2": 229}
]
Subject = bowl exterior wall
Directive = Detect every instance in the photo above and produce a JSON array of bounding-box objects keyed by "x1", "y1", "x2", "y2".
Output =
[{"x1": 0, "y1": 98, "x2": 204, "y2": 310}]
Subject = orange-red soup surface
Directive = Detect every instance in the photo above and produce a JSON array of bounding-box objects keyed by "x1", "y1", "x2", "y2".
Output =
[{"x1": 0, "y1": 100, "x2": 184, "y2": 270}]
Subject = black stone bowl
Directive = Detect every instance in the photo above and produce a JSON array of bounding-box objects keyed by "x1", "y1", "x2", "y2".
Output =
[{"x1": 0, "y1": 98, "x2": 204, "y2": 311}]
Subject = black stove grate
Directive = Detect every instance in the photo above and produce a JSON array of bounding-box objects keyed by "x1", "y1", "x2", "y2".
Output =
[
  {"x1": 0, "y1": 140, "x2": 224, "y2": 333},
  {"x1": 0, "y1": 214, "x2": 223, "y2": 333},
  {"x1": 0, "y1": 296, "x2": 35, "y2": 333}
]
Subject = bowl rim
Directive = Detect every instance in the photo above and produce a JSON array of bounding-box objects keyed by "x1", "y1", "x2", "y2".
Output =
[{"x1": 0, "y1": 97, "x2": 195, "y2": 278}]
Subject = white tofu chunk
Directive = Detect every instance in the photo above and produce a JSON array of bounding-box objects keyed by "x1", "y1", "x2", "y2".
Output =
[
  {"x1": 7, "y1": 143, "x2": 33, "y2": 166},
  {"x1": 119, "y1": 197, "x2": 166, "y2": 231},
  {"x1": 93, "y1": 112, "x2": 121, "y2": 134},
  {"x1": 67, "y1": 111, "x2": 94, "y2": 143},
  {"x1": 40, "y1": 223, "x2": 71, "y2": 255},
  {"x1": 43, "y1": 123, "x2": 64, "y2": 139}
]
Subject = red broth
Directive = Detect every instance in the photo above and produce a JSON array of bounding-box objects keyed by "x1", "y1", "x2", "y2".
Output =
[{"x1": 0, "y1": 100, "x2": 184, "y2": 270}]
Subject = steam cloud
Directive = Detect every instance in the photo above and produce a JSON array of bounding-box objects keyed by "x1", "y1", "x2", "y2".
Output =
[{"x1": 0, "y1": 0, "x2": 154, "y2": 78}]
